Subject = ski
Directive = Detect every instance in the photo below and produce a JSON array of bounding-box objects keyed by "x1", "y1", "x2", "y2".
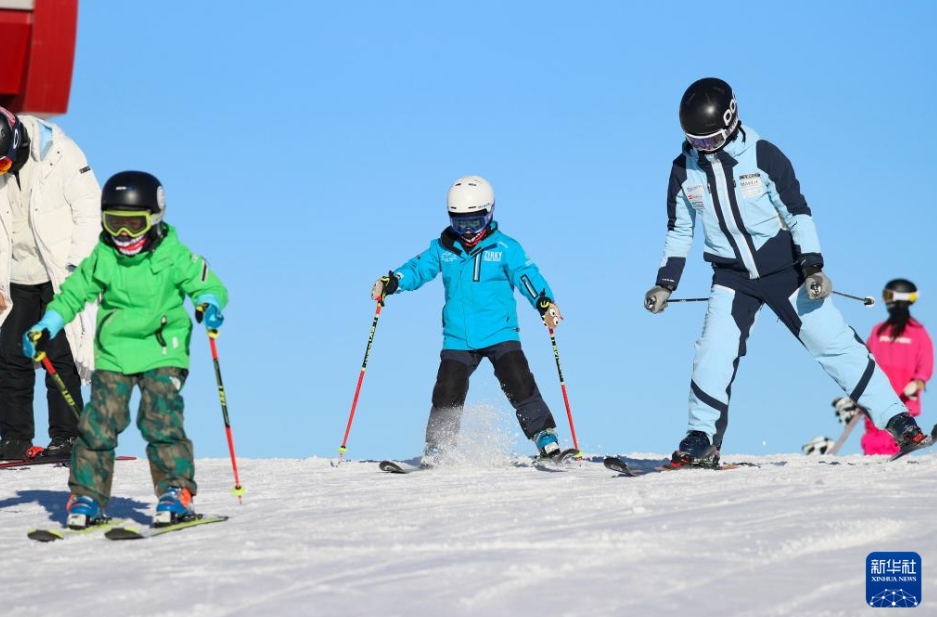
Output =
[
  {"x1": 603, "y1": 456, "x2": 638, "y2": 476},
  {"x1": 27, "y1": 518, "x2": 126, "y2": 542},
  {"x1": 603, "y1": 455, "x2": 750, "y2": 475},
  {"x1": 379, "y1": 460, "x2": 427, "y2": 474},
  {"x1": 828, "y1": 409, "x2": 864, "y2": 455},
  {"x1": 380, "y1": 448, "x2": 581, "y2": 474},
  {"x1": 0, "y1": 455, "x2": 137, "y2": 470},
  {"x1": 532, "y1": 448, "x2": 582, "y2": 471},
  {"x1": 890, "y1": 435, "x2": 934, "y2": 462},
  {"x1": 104, "y1": 515, "x2": 228, "y2": 540},
  {"x1": 655, "y1": 462, "x2": 747, "y2": 472}
]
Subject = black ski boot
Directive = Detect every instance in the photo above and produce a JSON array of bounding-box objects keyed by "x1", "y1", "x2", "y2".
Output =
[
  {"x1": 886, "y1": 413, "x2": 931, "y2": 461},
  {"x1": 0, "y1": 438, "x2": 32, "y2": 460},
  {"x1": 39, "y1": 436, "x2": 77, "y2": 460},
  {"x1": 670, "y1": 430, "x2": 720, "y2": 468}
]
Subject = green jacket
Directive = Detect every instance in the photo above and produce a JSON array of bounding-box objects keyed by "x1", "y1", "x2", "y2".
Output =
[{"x1": 48, "y1": 224, "x2": 228, "y2": 374}]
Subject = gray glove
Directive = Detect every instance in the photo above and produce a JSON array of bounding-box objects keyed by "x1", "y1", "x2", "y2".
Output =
[
  {"x1": 644, "y1": 285, "x2": 672, "y2": 314},
  {"x1": 805, "y1": 269, "x2": 832, "y2": 301}
]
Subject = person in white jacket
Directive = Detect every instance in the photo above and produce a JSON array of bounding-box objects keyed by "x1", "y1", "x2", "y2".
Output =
[{"x1": 0, "y1": 106, "x2": 99, "y2": 460}]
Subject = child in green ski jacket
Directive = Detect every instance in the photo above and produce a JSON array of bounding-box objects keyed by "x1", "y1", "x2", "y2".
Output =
[{"x1": 22, "y1": 170, "x2": 228, "y2": 529}]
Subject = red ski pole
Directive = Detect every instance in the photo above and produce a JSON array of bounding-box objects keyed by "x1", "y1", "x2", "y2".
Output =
[
  {"x1": 204, "y1": 326, "x2": 245, "y2": 502},
  {"x1": 337, "y1": 299, "x2": 384, "y2": 464},
  {"x1": 548, "y1": 327, "x2": 580, "y2": 455}
]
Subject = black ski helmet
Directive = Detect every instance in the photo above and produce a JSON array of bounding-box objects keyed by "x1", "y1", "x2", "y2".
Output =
[
  {"x1": 101, "y1": 171, "x2": 167, "y2": 253},
  {"x1": 883, "y1": 278, "x2": 918, "y2": 306},
  {"x1": 0, "y1": 106, "x2": 30, "y2": 175},
  {"x1": 679, "y1": 77, "x2": 740, "y2": 152},
  {"x1": 101, "y1": 170, "x2": 165, "y2": 216}
]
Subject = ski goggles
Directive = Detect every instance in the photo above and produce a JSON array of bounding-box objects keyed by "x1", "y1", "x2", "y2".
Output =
[
  {"x1": 0, "y1": 155, "x2": 12, "y2": 175},
  {"x1": 102, "y1": 210, "x2": 152, "y2": 238},
  {"x1": 449, "y1": 211, "x2": 492, "y2": 237},
  {"x1": 685, "y1": 117, "x2": 740, "y2": 153},
  {"x1": 883, "y1": 289, "x2": 918, "y2": 304}
]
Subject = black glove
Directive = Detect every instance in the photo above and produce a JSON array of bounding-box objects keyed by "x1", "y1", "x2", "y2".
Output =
[
  {"x1": 371, "y1": 270, "x2": 399, "y2": 301},
  {"x1": 537, "y1": 292, "x2": 562, "y2": 328}
]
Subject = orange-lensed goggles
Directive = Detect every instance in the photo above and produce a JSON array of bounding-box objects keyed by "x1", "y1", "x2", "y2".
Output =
[
  {"x1": 883, "y1": 289, "x2": 918, "y2": 304},
  {"x1": 102, "y1": 210, "x2": 152, "y2": 238},
  {"x1": 0, "y1": 155, "x2": 13, "y2": 175}
]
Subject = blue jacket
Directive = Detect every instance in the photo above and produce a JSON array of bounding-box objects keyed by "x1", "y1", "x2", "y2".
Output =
[
  {"x1": 656, "y1": 124, "x2": 823, "y2": 290},
  {"x1": 392, "y1": 222, "x2": 554, "y2": 350}
]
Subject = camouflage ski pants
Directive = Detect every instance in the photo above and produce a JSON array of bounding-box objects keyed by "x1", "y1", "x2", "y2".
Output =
[{"x1": 68, "y1": 367, "x2": 195, "y2": 508}]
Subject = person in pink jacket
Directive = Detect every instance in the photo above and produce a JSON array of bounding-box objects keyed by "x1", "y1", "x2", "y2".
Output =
[{"x1": 862, "y1": 279, "x2": 934, "y2": 455}]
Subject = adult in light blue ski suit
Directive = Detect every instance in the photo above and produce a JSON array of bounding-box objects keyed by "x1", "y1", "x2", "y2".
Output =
[
  {"x1": 645, "y1": 78, "x2": 925, "y2": 465},
  {"x1": 371, "y1": 176, "x2": 565, "y2": 463}
]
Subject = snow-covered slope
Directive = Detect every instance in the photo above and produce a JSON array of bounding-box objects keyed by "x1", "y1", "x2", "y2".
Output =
[{"x1": 3, "y1": 452, "x2": 935, "y2": 617}]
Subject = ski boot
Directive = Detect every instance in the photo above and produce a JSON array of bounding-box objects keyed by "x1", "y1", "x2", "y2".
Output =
[
  {"x1": 39, "y1": 436, "x2": 77, "y2": 460},
  {"x1": 670, "y1": 430, "x2": 721, "y2": 468},
  {"x1": 886, "y1": 413, "x2": 930, "y2": 460},
  {"x1": 420, "y1": 444, "x2": 442, "y2": 469},
  {"x1": 154, "y1": 487, "x2": 197, "y2": 527},
  {"x1": 66, "y1": 494, "x2": 106, "y2": 529},
  {"x1": 0, "y1": 437, "x2": 32, "y2": 460},
  {"x1": 533, "y1": 428, "x2": 561, "y2": 460}
]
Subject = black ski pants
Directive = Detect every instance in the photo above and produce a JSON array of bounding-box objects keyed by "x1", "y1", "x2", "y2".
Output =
[
  {"x1": 425, "y1": 340, "x2": 556, "y2": 447},
  {"x1": 0, "y1": 282, "x2": 83, "y2": 443}
]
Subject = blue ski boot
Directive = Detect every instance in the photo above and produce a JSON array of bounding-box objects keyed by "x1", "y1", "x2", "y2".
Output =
[
  {"x1": 66, "y1": 494, "x2": 105, "y2": 529},
  {"x1": 533, "y1": 428, "x2": 561, "y2": 459},
  {"x1": 154, "y1": 487, "x2": 196, "y2": 527},
  {"x1": 671, "y1": 430, "x2": 720, "y2": 468}
]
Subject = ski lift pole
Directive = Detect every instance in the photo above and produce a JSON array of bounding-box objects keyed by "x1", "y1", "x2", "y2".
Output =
[
  {"x1": 548, "y1": 327, "x2": 580, "y2": 455},
  {"x1": 338, "y1": 299, "x2": 384, "y2": 464},
  {"x1": 205, "y1": 326, "x2": 245, "y2": 502}
]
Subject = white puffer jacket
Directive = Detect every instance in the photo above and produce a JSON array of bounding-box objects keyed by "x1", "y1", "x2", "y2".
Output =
[{"x1": 0, "y1": 116, "x2": 101, "y2": 383}]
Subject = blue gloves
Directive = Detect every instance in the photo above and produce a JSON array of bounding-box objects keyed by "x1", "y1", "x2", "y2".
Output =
[
  {"x1": 22, "y1": 310, "x2": 66, "y2": 360},
  {"x1": 195, "y1": 295, "x2": 224, "y2": 329}
]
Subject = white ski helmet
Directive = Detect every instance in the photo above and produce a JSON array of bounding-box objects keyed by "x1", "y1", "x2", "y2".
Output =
[
  {"x1": 447, "y1": 175, "x2": 495, "y2": 244},
  {"x1": 447, "y1": 175, "x2": 495, "y2": 214}
]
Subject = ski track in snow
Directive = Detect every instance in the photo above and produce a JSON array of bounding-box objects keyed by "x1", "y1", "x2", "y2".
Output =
[{"x1": 2, "y1": 453, "x2": 936, "y2": 617}]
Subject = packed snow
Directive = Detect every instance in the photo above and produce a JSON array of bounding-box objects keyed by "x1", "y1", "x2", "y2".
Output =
[{"x1": 3, "y1": 427, "x2": 936, "y2": 617}]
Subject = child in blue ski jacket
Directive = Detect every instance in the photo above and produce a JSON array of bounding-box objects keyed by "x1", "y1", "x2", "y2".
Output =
[
  {"x1": 371, "y1": 175, "x2": 565, "y2": 466},
  {"x1": 644, "y1": 78, "x2": 927, "y2": 467}
]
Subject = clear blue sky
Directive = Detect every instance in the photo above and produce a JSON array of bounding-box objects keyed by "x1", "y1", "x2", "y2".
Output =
[{"x1": 55, "y1": 1, "x2": 935, "y2": 460}]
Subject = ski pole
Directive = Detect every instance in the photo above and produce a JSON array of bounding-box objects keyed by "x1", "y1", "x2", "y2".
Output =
[
  {"x1": 667, "y1": 297, "x2": 708, "y2": 303},
  {"x1": 832, "y1": 290, "x2": 875, "y2": 307},
  {"x1": 35, "y1": 351, "x2": 82, "y2": 420},
  {"x1": 338, "y1": 299, "x2": 384, "y2": 464},
  {"x1": 548, "y1": 327, "x2": 581, "y2": 455},
  {"x1": 204, "y1": 326, "x2": 245, "y2": 502}
]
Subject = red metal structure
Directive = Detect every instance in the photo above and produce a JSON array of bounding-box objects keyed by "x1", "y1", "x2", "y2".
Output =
[{"x1": 0, "y1": 0, "x2": 78, "y2": 117}]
